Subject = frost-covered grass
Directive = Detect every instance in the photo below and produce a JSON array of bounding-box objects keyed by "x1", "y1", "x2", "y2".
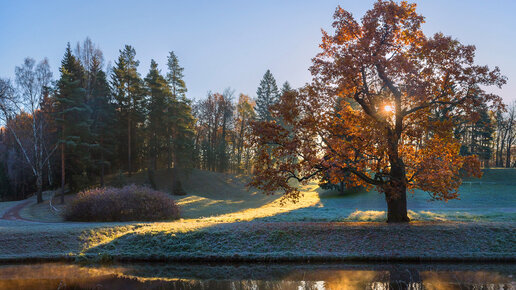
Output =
[
  {"x1": 0, "y1": 219, "x2": 514, "y2": 262},
  {"x1": 258, "y1": 168, "x2": 516, "y2": 223},
  {"x1": 14, "y1": 168, "x2": 516, "y2": 223},
  {"x1": 258, "y1": 181, "x2": 516, "y2": 223},
  {"x1": 0, "y1": 200, "x2": 20, "y2": 217},
  {"x1": 0, "y1": 168, "x2": 514, "y2": 262},
  {"x1": 81, "y1": 221, "x2": 515, "y2": 262},
  {"x1": 18, "y1": 191, "x2": 66, "y2": 222}
]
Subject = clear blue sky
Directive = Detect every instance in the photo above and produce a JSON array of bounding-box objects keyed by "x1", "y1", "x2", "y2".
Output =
[{"x1": 0, "y1": 0, "x2": 515, "y2": 102}]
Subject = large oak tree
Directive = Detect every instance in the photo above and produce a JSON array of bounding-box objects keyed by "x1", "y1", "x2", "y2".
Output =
[{"x1": 251, "y1": 0, "x2": 506, "y2": 222}]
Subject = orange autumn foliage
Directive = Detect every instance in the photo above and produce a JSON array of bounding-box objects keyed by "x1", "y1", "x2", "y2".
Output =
[{"x1": 250, "y1": 0, "x2": 504, "y2": 220}]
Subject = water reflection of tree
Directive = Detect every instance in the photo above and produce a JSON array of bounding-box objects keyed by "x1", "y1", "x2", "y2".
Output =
[
  {"x1": 387, "y1": 266, "x2": 422, "y2": 290},
  {"x1": 0, "y1": 263, "x2": 514, "y2": 289}
]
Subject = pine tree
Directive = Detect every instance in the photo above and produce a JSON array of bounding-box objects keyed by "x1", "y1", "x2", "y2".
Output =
[
  {"x1": 144, "y1": 60, "x2": 169, "y2": 182},
  {"x1": 111, "y1": 45, "x2": 145, "y2": 177},
  {"x1": 88, "y1": 57, "x2": 115, "y2": 187},
  {"x1": 170, "y1": 97, "x2": 196, "y2": 168},
  {"x1": 55, "y1": 43, "x2": 90, "y2": 202},
  {"x1": 165, "y1": 51, "x2": 188, "y2": 168},
  {"x1": 255, "y1": 69, "x2": 279, "y2": 121},
  {"x1": 165, "y1": 52, "x2": 195, "y2": 166},
  {"x1": 165, "y1": 52, "x2": 195, "y2": 194},
  {"x1": 166, "y1": 51, "x2": 187, "y2": 99}
]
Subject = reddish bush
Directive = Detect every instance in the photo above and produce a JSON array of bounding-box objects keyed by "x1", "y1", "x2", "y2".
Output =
[{"x1": 64, "y1": 185, "x2": 180, "y2": 222}]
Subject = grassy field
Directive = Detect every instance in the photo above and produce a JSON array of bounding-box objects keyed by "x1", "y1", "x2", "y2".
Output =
[
  {"x1": 16, "y1": 168, "x2": 516, "y2": 223},
  {"x1": 0, "y1": 168, "x2": 514, "y2": 262}
]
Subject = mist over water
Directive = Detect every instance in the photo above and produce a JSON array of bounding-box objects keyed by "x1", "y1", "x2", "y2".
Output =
[{"x1": 0, "y1": 262, "x2": 514, "y2": 289}]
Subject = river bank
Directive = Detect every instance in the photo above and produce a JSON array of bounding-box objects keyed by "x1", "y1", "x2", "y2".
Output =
[{"x1": 1, "y1": 220, "x2": 514, "y2": 263}]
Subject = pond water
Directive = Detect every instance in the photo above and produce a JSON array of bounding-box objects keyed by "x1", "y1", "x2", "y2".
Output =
[{"x1": 0, "y1": 262, "x2": 514, "y2": 289}]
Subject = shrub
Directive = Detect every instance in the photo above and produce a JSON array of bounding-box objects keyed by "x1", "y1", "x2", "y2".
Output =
[{"x1": 64, "y1": 185, "x2": 180, "y2": 222}]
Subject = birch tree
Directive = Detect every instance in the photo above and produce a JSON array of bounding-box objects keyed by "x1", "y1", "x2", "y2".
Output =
[{"x1": 0, "y1": 58, "x2": 55, "y2": 203}]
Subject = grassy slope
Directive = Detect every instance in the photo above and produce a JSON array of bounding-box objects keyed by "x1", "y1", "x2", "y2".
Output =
[
  {"x1": 0, "y1": 200, "x2": 21, "y2": 217},
  {"x1": 0, "y1": 168, "x2": 515, "y2": 262},
  {"x1": 16, "y1": 169, "x2": 289, "y2": 222},
  {"x1": 83, "y1": 222, "x2": 515, "y2": 262},
  {"x1": 122, "y1": 168, "x2": 516, "y2": 222},
  {"x1": 0, "y1": 220, "x2": 513, "y2": 262},
  {"x1": 18, "y1": 168, "x2": 516, "y2": 223}
]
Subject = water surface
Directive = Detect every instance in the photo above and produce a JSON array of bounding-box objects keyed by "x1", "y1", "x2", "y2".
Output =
[{"x1": 0, "y1": 262, "x2": 514, "y2": 289}]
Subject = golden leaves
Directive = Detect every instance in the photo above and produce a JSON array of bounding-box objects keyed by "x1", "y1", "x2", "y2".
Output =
[{"x1": 250, "y1": 0, "x2": 502, "y2": 206}]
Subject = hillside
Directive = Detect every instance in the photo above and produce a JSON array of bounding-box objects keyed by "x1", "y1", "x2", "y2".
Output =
[{"x1": 12, "y1": 167, "x2": 516, "y2": 223}]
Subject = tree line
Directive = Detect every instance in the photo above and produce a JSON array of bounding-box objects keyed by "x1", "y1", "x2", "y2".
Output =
[
  {"x1": 0, "y1": 35, "x2": 514, "y2": 205},
  {"x1": 455, "y1": 100, "x2": 516, "y2": 168},
  {"x1": 0, "y1": 38, "x2": 291, "y2": 202}
]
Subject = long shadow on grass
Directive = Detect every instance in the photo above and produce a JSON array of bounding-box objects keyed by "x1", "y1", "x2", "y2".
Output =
[
  {"x1": 81, "y1": 216, "x2": 516, "y2": 263},
  {"x1": 81, "y1": 189, "x2": 516, "y2": 262},
  {"x1": 82, "y1": 168, "x2": 516, "y2": 261},
  {"x1": 109, "y1": 168, "x2": 281, "y2": 219}
]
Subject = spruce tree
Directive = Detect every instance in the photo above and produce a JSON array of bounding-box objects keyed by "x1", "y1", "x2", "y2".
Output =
[
  {"x1": 165, "y1": 51, "x2": 195, "y2": 169},
  {"x1": 281, "y1": 81, "x2": 293, "y2": 95},
  {"x1": 144, "y1": 60, "x2": 169, "y2": 180},
  {"x1": 255, "y1": 69, "x2": 279, "y2": 121},
  {"x1": 111, "y1": 45, "x2": 145, "y2": 177},
  {"x1": 55, "y1": 43, "x2": 90, "y2": 202},
  {"x1": 166, "y1": 51, "x2": 187, "y2": 99},
  {"x1": 165, "y1": 52, "x2": 195, "y2": 194},
  {"x1": 88, "y1": 57, "x2": 115, "y2": 187}
]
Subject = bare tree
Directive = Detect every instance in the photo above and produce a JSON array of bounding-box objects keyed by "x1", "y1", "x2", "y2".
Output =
[
  {"x1": 505, "y1": 102, "x2": 516, "y2": 167},
  {"x1": 494, "y1": 109, "x2": 504, "y2": 167},
  {"x1": 0, "y1": 58, "x2": 57, "y2": 203},
  {"x1": 75, "y1": 37, "x2": 104, "y2": 98},
  {"x1": 234, "y1": 94, "x2": 255, "y2": 173},
  {"x1": 493, "y1": 101, "x2": 516, "y2": 168},
  {"x1": 193, "y1": 89, "x2": 235, "y2": 172}
]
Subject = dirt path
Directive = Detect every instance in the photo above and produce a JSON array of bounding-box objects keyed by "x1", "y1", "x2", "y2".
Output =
[{"x1": 1, "y1": 200, "x2": 34, "y2": 222}]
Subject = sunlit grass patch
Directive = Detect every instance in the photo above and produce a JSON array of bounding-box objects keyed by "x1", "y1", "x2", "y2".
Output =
[
  {"x1": 346, "y1": 210, "x2": 386, "y2": 221},
  {"x1": 344, "y1": 209, "x2": 456, "y2": 222},
  {"x1": 77, "y1": 183, "x2": 322, "y2": 252}
]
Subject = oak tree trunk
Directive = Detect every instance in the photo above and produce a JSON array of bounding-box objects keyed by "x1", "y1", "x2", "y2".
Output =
[
  {"x1": 385, "y1": 185, "x2": 409, "y2": 223},
  {"x1": 386, "y1": 151, "x2": 410, "y2": 223}
]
